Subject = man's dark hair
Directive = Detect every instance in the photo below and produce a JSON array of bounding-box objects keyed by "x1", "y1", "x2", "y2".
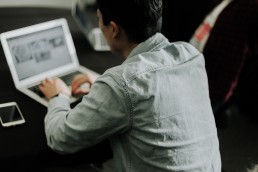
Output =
[{"x1": 96, "y1": 0, "x2": 163, "y2": 43}]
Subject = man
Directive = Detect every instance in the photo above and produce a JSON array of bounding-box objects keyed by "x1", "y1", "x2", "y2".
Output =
[{"x1": 39, "y1": 0, "x2": 221, "y2": 171}]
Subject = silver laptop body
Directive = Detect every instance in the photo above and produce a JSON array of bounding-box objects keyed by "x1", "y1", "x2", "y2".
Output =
[{"x1": 1, "y1": 18, "x2": 99, "y2": 107}]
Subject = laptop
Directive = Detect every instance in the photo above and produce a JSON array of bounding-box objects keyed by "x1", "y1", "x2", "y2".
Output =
[
  {"x1": 72, "y1": 0, "x2": 110, "y2": 51},
  {"x1": 0, "y1": 18, "x2": 100, "y2": 107}
]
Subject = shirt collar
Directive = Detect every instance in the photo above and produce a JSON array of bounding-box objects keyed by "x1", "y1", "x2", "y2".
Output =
[{"x1": 124, "y1": 33, "x2": 169, "y2": 63}]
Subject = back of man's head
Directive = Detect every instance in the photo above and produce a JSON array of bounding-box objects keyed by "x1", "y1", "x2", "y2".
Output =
[{"x1": 96, "y1": 0, "x2": 163, "y2": 43}]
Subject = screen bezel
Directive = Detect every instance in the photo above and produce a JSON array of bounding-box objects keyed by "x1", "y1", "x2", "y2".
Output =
[{"x1": 0, "y1": 18, "x2": 80, "y2": 88}]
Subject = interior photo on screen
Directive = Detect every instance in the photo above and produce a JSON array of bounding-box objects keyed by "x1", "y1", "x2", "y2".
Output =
[{"x1": 7, "y1": 26, "x2": 72, "y2": 81}]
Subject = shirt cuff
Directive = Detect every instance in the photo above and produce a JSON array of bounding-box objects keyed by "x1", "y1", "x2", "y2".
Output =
[
  {"x1": 50, "y1": 93, "x2": 70, "y2": 101},
  {"x1": 58, "y1": 93, "x2": 70, "y2": 100},
  {"x1": 48, "y1": 93, "x2": 70, "y2": 109}
]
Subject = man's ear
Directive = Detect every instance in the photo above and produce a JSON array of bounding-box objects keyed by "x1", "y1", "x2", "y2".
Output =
[{"x1": 109, "y1": 21, "x2": 119, "y2": 38}]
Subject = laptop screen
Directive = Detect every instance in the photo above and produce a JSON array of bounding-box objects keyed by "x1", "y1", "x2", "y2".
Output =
[{"x1": 6, "y1": 26, "x2": 72, "y2": 81}]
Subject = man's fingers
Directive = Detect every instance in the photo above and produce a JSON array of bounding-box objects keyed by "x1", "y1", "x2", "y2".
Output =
[
  {"x1": 72, "y1": 76, "x2": 89, "y2": 91},
  {"x1": 73, "y1": 88, "x2": 89, "y2": 95}
]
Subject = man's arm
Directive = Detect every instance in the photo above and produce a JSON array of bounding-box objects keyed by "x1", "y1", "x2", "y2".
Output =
[{"x1": 44, "y1": 75, "x2": 131, "y2": 154}]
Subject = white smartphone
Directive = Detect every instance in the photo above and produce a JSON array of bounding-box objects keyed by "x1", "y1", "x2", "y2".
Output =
[{"x1": 0, "y1": 102, "x2": 25, "y2": 127}]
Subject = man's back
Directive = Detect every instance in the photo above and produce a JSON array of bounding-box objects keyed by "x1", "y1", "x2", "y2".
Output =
[{"x1": 100, "y1": 33, "x2": 221, "y2": 171}]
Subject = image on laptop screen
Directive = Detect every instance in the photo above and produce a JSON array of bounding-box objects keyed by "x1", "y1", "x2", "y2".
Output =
[{"x1": 7, "y1": 26, "x2": 72, "y2": 81}]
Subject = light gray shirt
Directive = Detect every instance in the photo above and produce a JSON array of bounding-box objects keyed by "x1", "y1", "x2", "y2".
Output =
[{"x1": 45, "y1": 33, "x2": 221, "y2": 172}]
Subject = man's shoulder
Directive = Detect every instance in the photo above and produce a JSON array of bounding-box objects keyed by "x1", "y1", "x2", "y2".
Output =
[
  {"x1": 99, "y1": 41, "x2": 203, "y2": 85},
  {"x1": 160, "y1": 41, "x2": 203, "y2": 65},
  {"x1": 169, "y1": 41, "x2": 201, "y2": 57}
]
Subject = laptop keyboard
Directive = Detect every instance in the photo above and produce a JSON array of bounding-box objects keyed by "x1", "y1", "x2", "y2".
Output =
[
  {"x1": 29, "y1": 71, "x2": 82, "y2": 97},
  {"x1": 60, "y1": 71, "x2": 82, "y2": 85},
  {"x1": 29, "y1": 85, "x2": 44, "y2": 97}
]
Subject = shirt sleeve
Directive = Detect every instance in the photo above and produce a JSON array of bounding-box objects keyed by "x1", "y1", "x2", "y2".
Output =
[{"x1": 44, "y1": 74, "x2": 131, "y2": 154}]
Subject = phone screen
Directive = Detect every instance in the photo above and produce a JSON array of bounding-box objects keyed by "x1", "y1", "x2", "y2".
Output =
[{"x1": 0, "y1": 104, "x2": 24, "y2": 124}]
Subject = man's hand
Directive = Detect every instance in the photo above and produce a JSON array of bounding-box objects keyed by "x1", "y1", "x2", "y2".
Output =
[
  {"x1": 71, "y1": 73, "x2": 95, "y2": 95},
  {"x1": 39, "y1": 77, "x2": 71, "y2": 100}
]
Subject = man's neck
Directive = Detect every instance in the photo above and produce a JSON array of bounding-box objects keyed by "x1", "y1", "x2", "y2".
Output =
[{"x1": 122, "y1": 43, "x2": 138, "y2": 58}]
